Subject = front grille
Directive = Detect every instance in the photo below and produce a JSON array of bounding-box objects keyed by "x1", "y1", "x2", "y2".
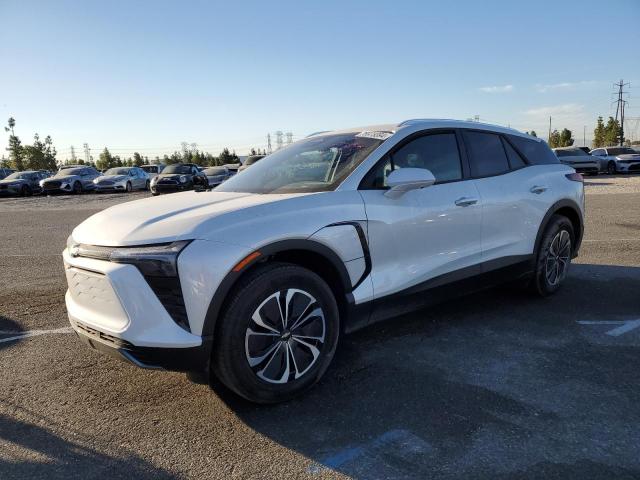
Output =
[
  {"x1": 44, "y1": 181, "x2": 61, "y2": 190},
  {"x1": 158, "y1": 178, "x2": 178, "y2": 185},
  {"x1": 98, "y1": 180, "x2": 114, "y2": 186},
  {"x1": 144, "y1": 276, "x2": 189, "y2": 331},
  {"x1": 0, "y1": 185, "x2": 7, "y2": 190}
]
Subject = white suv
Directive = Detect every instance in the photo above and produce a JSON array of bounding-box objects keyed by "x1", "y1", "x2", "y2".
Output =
[{"x1": 64, "y1": 120, "x2": 585, "y2": 403}]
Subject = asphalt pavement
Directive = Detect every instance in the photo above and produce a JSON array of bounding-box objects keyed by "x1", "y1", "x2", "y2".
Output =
[{"x1": 1, "y1": 177, "x2": 639, "y2": 479}]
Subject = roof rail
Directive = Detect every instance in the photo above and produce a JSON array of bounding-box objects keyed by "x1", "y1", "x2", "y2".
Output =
[{"x1": 397, "y1": 118, "x2": 458, "y2": 127}]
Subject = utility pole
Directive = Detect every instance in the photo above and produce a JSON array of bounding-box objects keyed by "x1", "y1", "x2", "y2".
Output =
[
  {"x1": 613, "y1": 79, "x2": 629, "y2": 146},
  {"x1": 583, "y1": 126, "x2": 586, "y2": 147},
  {"x1": 70, "y1": 145, "x2": 77, "y2": 162},
  {"x1": 267, "y1": 133, "x2": 272, "y2": 154},
  {"x1": 548, "y1": 117, "x2": 552, "y2": 143}
]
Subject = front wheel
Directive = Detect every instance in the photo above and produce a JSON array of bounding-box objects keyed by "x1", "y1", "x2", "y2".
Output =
[
  {"x1": 530, "y1": 215, "x2": 574, "y2": 296},
  {"x1": 126, "y1": 181, "x2": 132, "y2": 193},
  {"x1": 607, "y1": 162, "x2": 617, "y2": 175},
  {"x1": 73, "y1": 182, "x2": 82, "y2": 194},
  {"x1": 212, "y1": 263, "x2": 340, "y2": 403}
]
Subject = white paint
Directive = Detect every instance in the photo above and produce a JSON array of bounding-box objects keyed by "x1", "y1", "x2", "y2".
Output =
[
  {"x1": 577, "y1": 319, "x2": 640, "y2": 337},
  {"x1": 0, "y1": 326, "x2": 73, "y2": 344}
]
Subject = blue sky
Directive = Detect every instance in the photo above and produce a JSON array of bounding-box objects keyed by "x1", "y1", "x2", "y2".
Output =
[{"x1": 1, "y1": 0, "x2": 639, "y2": 160}]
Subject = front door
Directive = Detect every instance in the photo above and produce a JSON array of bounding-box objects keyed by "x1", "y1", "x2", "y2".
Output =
[{"x1": 358, "y1": 130, "x2": 483, "y2": 320}]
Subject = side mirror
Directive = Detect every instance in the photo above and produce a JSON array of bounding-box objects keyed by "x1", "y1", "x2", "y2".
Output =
[{"x1": 385, "y1": 168, "x2": 436, "y2": 198}]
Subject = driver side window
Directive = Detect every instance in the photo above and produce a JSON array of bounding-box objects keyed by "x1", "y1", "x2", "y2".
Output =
[{"x1": 362, "y1": 132, "x2": 462, "y2": 189}]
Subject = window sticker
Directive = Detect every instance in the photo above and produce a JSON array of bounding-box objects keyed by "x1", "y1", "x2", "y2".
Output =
[{"x1": 356, "y1": 131, "x2": 394, "y2": 141}]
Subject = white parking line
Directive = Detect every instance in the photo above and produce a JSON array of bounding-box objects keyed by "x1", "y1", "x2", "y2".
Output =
[
  {"x1": 577, "y1": 319, "x2": 640, "y2": 337},
  {"x1": 0, "y1": 327, "x2": 73, "y2": 344}
]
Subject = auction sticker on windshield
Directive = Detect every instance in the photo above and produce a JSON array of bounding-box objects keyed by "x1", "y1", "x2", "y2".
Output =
[{"x1": 356, "y1": 131, "x2": 394, "y2": 141}]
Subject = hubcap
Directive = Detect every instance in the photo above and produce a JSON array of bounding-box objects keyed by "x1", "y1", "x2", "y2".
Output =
[
  {"x1": 245, "y1": 288, "x2": 325, "y2": 384},
  {"x1": 545, "y1": 230, "x2": 571, "y2": 286}
]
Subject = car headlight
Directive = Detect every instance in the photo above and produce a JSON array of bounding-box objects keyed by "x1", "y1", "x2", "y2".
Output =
[
  {"x1": 179, "y1": 175, "x2": 187, "y2": 183},
  {"x1": 39, "y1": 180, "x2": 45, "y2": 187}
]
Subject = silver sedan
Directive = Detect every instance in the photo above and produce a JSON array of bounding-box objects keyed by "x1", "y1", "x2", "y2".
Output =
[{"x1": 93, "y1": 167, "x2": 150, "y2": 193}]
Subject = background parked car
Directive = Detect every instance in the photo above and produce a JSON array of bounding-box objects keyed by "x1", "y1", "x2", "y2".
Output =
[
  {"x1": 238, "y1": 155, "x2": 265, "y2": 172},
  {"x1": 0, "y1": 170, "x2": 44, "y2": 196},
  {"x1": 223, "y1": 163, "x2": 240, "y2": 176},
  {"x1": 552, "y1": 147, "x2": 599, "y2": 175},
  {"x1": 140, "y1": 164, "x2": 165, "y2": 180},
  {"x1": 149, "y1": 163, "x2": 207, "y2": 195},
  {"x1": 93, "y1": 166, "x2": 150, "y2": 193},
  {"x1": 0, "y1": 167, "x2": 15, "y2": 180},
  {"x1": 202, "y1": 166, "x2": 233, "y2": 188},
  {"x1": 590, "y1": 146, "x2": 640, "y2": 174},
  {"x1": 40, "y1": 166, "x2": 101, "y2": 194}
]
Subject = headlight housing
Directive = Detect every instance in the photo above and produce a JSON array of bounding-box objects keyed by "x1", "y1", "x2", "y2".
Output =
[{"x1": 67, "y1": 239, "x2": 191, "y2": 277}]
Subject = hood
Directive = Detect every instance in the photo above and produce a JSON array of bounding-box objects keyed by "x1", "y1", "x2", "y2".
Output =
[
  {"x1": 72, "y1": 190, "x2": 310, "y2": 246},
  {"x1": 0, "y1": 178, "x2": 26, "y2": 185},
  {"x1": 96, "y1": 175, "x2": 127, "y2": 182},
  {"x1": 616, "y1": 154, "x2": 640, "y2": 161},
  {"x1": 46, "y1": 174, "x2": 79, "y2": 182}
]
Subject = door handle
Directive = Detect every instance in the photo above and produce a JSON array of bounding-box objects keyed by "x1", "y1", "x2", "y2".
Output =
[
  {"x1": 455, "y1": 197, "x2": 478, "y2": 207},
  {"x1": 530, "y1": 185, "x2": 547, "y2": 194}
]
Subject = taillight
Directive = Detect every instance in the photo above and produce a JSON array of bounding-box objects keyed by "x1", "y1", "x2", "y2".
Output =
[{"x1": 565, "y1": 172, "x2": 583, "y2": 182}]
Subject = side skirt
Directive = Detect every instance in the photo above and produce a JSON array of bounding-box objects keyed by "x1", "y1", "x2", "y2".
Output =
[{"x1": 344, "y1": 255, "x2": 533, "y2": 333}]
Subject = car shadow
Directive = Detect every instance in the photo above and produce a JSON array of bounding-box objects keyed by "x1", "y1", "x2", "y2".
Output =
[
  {"x1": 0, "y1": 411, "x2": 178, "y2": 479},
  {"x1": 0, "y1": 315, "x2": 24, "y2": 352},
  {"x1": 211, "y1": 263, "x2": 640, "y2": 479}
]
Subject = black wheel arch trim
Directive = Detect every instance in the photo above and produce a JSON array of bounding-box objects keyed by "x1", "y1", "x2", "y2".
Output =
[
  {"x1": 534, "y1": 199, "x2": 584, "y2": 261},
  {"x1": 201, "y1": 236, "x2": 361, "y2": 338}
]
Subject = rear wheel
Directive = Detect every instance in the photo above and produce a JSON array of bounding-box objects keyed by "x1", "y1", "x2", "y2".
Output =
[
  {"x1": 607, "y1": 162, "x2": 617, "y2": 175},
  {"x1": 212, "y1": 263, "x2": 340, "y2": 403},
  {"x1": 73, "y1": 181, "x2": 82, "y2": 194},
  {"x1": 145, "y1": 180, "x2": 150, "y2": 190},
  {"x1": 531, "y1": 215, "x2": 574, "y2": 296},
  {"x1": 126, "y1": 181, "x2": 132, "y2": 192}
]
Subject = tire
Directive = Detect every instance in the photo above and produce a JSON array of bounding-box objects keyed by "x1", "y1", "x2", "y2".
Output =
[
  {"x1": 607, "y1": 162, "x2": 617, "y2": 175},
  {"x1": 145, "y1": 180, "x2": 150, "y2": 191},
  {"x1": 212, "y1": 262, "x2": 340, "y2": 403},
  {"x1": 20, "y1": 185, "x2": 28, "y2": 197},
  {"x1": 73, "y1": 182, "x2": 82, "y2": 194},
  {"x1": 126, "y1": 181, "x2": 132, "y2": 193},
  {"x1": 530, "y1": 215, "x2": 574, "y2": 296}
]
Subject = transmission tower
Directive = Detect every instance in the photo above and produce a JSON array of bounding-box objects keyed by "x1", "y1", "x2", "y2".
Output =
[
  {"x1": 624, "y1": 117, "x2": 640, "y2": 143},
  {"x1": 285, "y1": 132, "x2": 293, "y2": 145},
  {"x1": 275, "y1": 131, "x2": 283, "y2": 150},
  {"x1": 70, "y1": 145, "x2": 77, "y2": 162},
  {"x1": 83, "y1": 143, "x2": 91, "y2": 164},
  {"x1": 613, "y1": 79, "x2": 630, "y2": 146},
  {"x1": 181, "y1": 142, "x2": 189, "y2": 154},
  {"x1": 267, "y1": 133, "x2": 272, "y2": 154},
  {"x1": 190, "y1": 142, "x2": 197, "y2": 152}
]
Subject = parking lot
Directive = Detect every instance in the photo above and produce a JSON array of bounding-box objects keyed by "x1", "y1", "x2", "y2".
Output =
[{"x1": 1, "y1": 176, "x2": 639, "y2": 479}]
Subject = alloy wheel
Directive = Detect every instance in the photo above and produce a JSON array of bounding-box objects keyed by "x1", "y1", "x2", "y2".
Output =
[
  {"x1": 545, "y1": 230, "x2": 571, "y2": 286},
  {"x1": 245, "y1": 288, "x2": 326, "y2": 384}
]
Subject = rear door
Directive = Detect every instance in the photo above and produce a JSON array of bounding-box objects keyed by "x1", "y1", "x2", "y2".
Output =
[
  {"x1": 463, "y1": 130, "x2": 549, "y2": 266},
  {"x1": 359, "y1": 130, "x2": 483, "y2": 312}
]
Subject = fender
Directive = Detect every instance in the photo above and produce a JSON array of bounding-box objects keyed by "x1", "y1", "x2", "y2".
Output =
[
  {"x1": 200, "y1": 238, "x2": 355, "y2": 338},
  {"x1": 533, "y1": 199, "x2": 584, "y2": 262}
]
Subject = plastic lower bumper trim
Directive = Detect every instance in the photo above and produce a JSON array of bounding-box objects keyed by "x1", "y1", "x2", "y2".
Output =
[{"x1": 73, "y1": 321, "x2": 212, "y2": 373}]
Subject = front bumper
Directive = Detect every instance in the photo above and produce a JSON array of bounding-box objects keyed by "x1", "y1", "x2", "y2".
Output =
[
  {"x1": 617, "y1": 163, "x2": 640, "y2": 173},
  {"x1": 42, "y1": 183, "x2": 74, "y2": 194},
  {"x1": 0, "y1": 185, "x2": 22, "y2": 195},
  {"x1": 63, "y1": 248, "x2": 207, "y2": 372},
  {"x1": 95, "y1": 183, "x2": 127, "y2": 192},
  {"x1": 151, "y1": 183, "x2": 191, "y2": 194}
]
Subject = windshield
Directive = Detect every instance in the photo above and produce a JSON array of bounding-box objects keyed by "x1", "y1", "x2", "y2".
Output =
[
  {"x1": 55, "y1": 168, "x2": 84, "y2": 176},
  {"x1": 608, "y1": 147, "x2": 636, "y2": 156},
  {"x1": 105, "y1": 168, "x2": 131, "y2": 175},
  {"x1": 556, "y1": 149, "x2": 588, "y2": 158},
  {"x1": 163, "y1": 164, "x2": 192, "y2": 174},
  {"x1": 4, "y1": 172, "x2": 31, "y2": 180},
  {"x1": 204, "y1": 167, "x2": 227, "y2": 175},
  {"x1": 217, "y1": 133, "x2": 385, "y2": 194}
]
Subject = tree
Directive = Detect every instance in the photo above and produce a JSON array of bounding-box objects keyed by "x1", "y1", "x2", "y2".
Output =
[
  {"x1": 559, "y1": 128, "x2": 574, "y2": 147},
  {"x1": 96, "y1": 147, "x2": 116, "y2": 171},
  {"x1": 548, "y1": 130, "x2": 561, "y2": 148},
  {"x1": 217, "y1": 147, "x2": 239, "y2": 165},
  {"x1": 133, "y1": 152, "x2": 144, "y2": 166},
  {"x1": 593, "y1": 116, "x2": 606, "y2": 148},
  {"x1": 5, "y1": 117, "x2": 24, "y2": 170},
  {"x1": 604, "y1": 117, "x2": 621, "y2": 146}
]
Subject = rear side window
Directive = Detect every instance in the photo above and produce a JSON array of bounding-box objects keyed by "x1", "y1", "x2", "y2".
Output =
[
  {"x1": 463, "y1": 131, "x2": 510, "y2": 177},
  {"x1": 508, "y1": 135, "x2": 559, "y2": 165},
  {"x1": 502, "y1": 137, "x2": 526, "y2": 169}
]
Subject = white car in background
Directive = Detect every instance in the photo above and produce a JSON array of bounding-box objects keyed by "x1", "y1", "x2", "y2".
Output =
[
  {"x1": 93, "y1": 167, "x2": 150, "y2": 192},
  {"x1": 589, "y1": 146, "x2": 640, "y2": 174},
  {"x1": 140, "y1": 164, "x2": 165, "y2": 180},
  {"x1": 63, "y1": 119, "x2": 584, "y2": 403},
  {"x1": 552, "y1": 147, "x2": 599, "y2": 175}
]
